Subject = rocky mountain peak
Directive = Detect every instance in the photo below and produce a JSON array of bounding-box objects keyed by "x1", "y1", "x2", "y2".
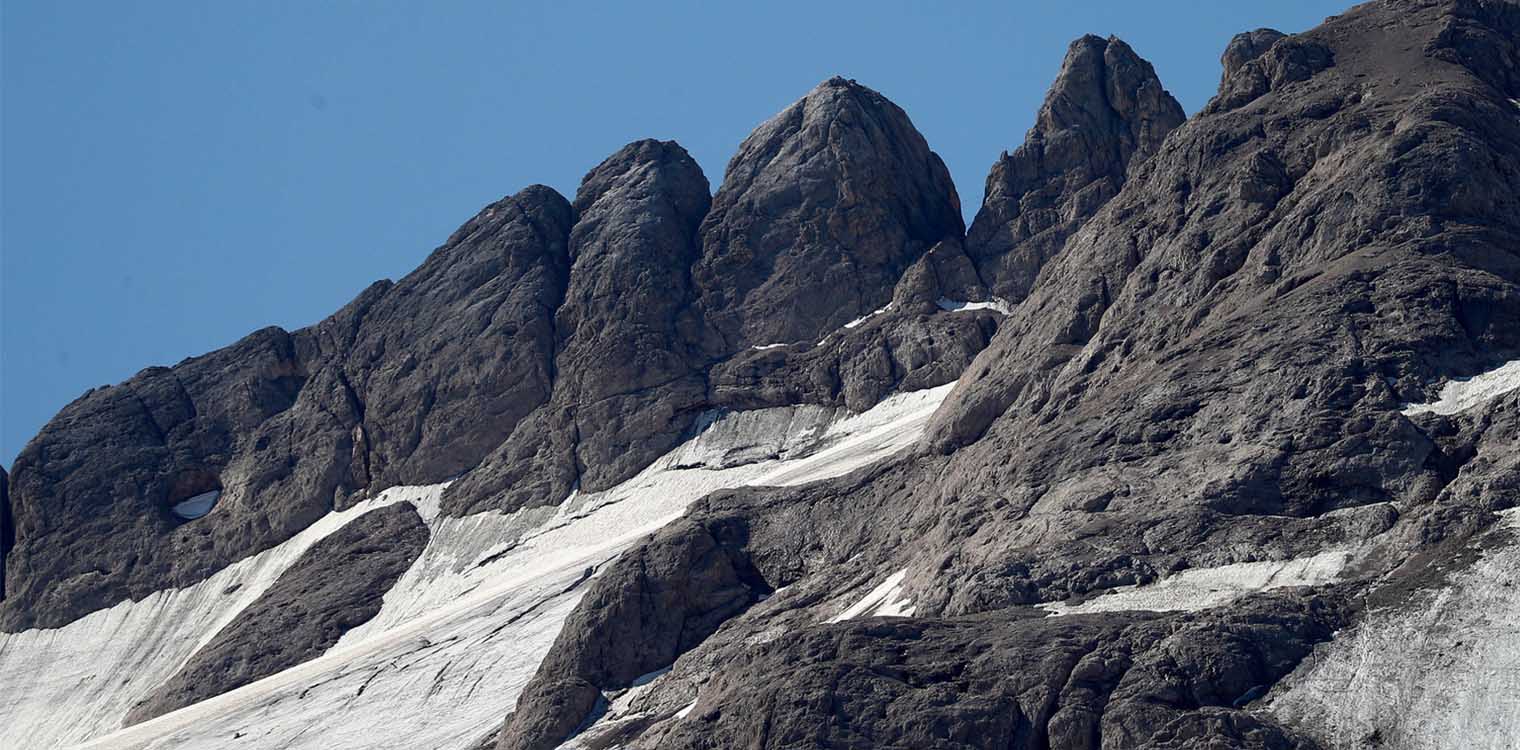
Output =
[
  {"x1": 963, "y1": 34, "x2": 1185, "y2": 305},
  {"x1": 692, "y1": 76, "x2": 963, "y2": 354},
  {"x1": 1220, "y1": 28, "x2": 1288, "y2": 85}
]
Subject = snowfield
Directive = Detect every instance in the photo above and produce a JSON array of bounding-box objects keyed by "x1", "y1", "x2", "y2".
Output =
[
  {"x1": 0, "y1": 383, "x2": 954, "y2": 750},
  {"x1": 1267, "y1": 509, "x2": 1520, "y2": 750},
  {"x1": 1401, "y1": 359, "x2": 1520, "y2": 416},
  {"x1": 826, "y1": 568, "x2": 916, "y2": 622}
]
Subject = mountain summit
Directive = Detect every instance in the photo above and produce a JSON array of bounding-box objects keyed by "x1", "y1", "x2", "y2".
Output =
[{"x1": 2, "y1": 2, "x2": 1519, "y2": 749}]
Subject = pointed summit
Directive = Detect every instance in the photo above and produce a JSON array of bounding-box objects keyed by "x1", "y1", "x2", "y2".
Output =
[
  {"x1": 692, "y1": 77, "x2": 963, "y2": 354},
  {"x1": 964, "y1": 35, "x2": 1185, "y2": 304}
]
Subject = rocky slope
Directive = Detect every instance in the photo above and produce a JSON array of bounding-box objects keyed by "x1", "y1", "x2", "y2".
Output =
[
  {"x1": 500, "y1": 1, "x2": 1520, "y2": 748},
  {"x1": 2, "y1": 1, "x2": 1518, "y2": 749}
]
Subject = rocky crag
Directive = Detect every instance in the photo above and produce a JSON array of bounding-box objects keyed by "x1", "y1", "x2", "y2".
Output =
[{"x1": 2, "y1": 1, "x2": 1518, "y2": 749}]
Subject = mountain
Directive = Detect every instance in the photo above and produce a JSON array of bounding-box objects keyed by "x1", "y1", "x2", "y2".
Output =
[{"x1": 2, "y1": 0, "x2": 1519, "y2": 748}]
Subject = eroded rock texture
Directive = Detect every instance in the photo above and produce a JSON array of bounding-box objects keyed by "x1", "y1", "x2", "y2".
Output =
[
  {"x1": 1, "y1": 467, "x2": 10, "y2": 601},
  {"x1": 500, "y1": 1, "x2": 1520, "y2": 747},
  {"x1": 964, "y1": 35, "x2": 1186, "y2": 304},
  {"x1": 5, "y1": 76, "x2": 989, "y2": 626},
  {"x1": 445, "y1": 140, "x2": 711, "y2": 516},
  {"x1": 0, "y1": 185, "x2": 573, "y2": 631},
  {"x1": 125, "y1": 501, "x2": 428, "y2": 724},
  {"x1": 692, "y1": 77, "x2": 965, "y2": 353}
]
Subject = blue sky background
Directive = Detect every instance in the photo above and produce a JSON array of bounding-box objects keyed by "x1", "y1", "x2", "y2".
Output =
[{"x1": 1, "y1": 1, "x2": 1348, "y2": 467}]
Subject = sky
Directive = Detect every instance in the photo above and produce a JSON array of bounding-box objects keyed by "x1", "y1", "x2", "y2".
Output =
[{"x1": 1, "y1": 0, "x2": 1349, "y2": 468}]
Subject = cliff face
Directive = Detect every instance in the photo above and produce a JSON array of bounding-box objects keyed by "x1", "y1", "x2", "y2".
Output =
[
  {"x1": 963, "y1": 35, "x2": 1186, "y2": 305},
  {"x1": 692, "y1": 77, "x2": 966, "y2": 354},
  {"x1": 4, "y1": 2, "x2": 1519, "y2": 748},
  {"x1": 500, "y1": 1, "x2": 1520, "y2": 748}
]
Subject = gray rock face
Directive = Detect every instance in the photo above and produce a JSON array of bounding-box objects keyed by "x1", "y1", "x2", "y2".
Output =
[
  {"x1": 499, "y1": 2, "x2": 1520, "y2": 747},
  {"x1": 692, "y1": 77, "x2": 964, "y2": 353},
  {"x1": 1, "y1": 467, "x2": 10, "y2": 601},
  {"x1": 443, "y1": 140, "x2": 711, "y2": 516},
  {"x1": 1220, "y1": 29, "x2": 1288, "y2": 85},
  {"x1": 633, "y1": 594, "x2": 1339, "y2": 750},
  {"x1": 0, "y1": 185, "x2": 573, "y2": 631},
  {"x1": 964, "y1": 35, "x2": 1185, "y2": 305},
  {"x1": 125, "y1": 501, "x2": 428, "y2": 724},
  {"x1": 5, "y1": 73, "x2": 992, "y2": 627}
]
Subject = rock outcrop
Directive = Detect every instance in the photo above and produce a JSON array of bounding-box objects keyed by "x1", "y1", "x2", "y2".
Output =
[
  {"x1": 4, "y1": 79, "x2": 990, "y2": 627},
  {"x1": 498, "y1": 2, "x2": 1520, "y2": 747},
  {"x1": 1, "y1": 468, "x2": 10, "y2": 601},
  {"x1": 963, "y1": 35, "x2": 1186, "y2": 305},
  {"x1": 123, "y1": 501, "x2": 429, "y2": 724},
  {"x1": 444, "y1": 140, "x2": 711, "y2": 515},
  {"x1": 1220, "y1": 28, "x2": 1288, "y2": 85},
  {"x1": 0, "y1": 185, "x2": 574, "y2": 631},
  {"x1": 692, "y1": 77, "x2": 964, "y2": 353}
]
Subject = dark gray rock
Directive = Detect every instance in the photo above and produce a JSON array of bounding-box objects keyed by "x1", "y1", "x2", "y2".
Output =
[
  {"x1": 328, "y1": 185, "x2": 575, "y2": 492},
  {"x1": 692, "y1": 77, "x2": 964, "y2": 354},
  {"x1": 632, "y1": 594, "x2": 1337, "y2": 750},
  {"x1": 444, "y1": 140, "x2": 711, "y2": 516},
  {"x1": 1, "y1": 185, "x2": 573, "y2": 631},
  {"x1": 1220, "y1": 29, "x2": 1288, "y2": 86},
  {"x1": 1, "y1": 467, "x2": 10, "y2": 601},
  {"x1": 707, "y1": 305, "x2": 999, "y2": 414},
  {"x1": 964, "y1": 35, "x2": 1185, "y2": 305},
  {"x1": 498, "y1": 518, "x2": 767, "y2": 750},
  {"x1": 124, "y1": 501, "x2": 429, "y2": 724},
  {"x1": 500, "y1": 2, "x2": 1520, "y2": 747}
]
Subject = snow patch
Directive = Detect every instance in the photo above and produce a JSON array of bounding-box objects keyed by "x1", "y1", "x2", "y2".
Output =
[
  {"x1": 1268, "y1": 510, "x2": 1520, "y2": 749},
  {"x1": 10, "y1": 383, "x2": 957, "y2": 750},
  {"x1": 0, "y1": 483, "x2": 439, "y2": 750},
  {"x1": 170, "y1": 490, "x2": 220, "y2": 520},
  {"x1": 935, "y1": 297, "x2": 1013, "y2": 315},
  {"x1": 1040, "y1": 548, "x2": 1355, "y2": 615},
  {"x1": 751, "y1": 343, "x2": 787, "y2": 351},
  {"x1": 1401, "y1": 359, "x2": 1520, "y2": 416},
  {"x1": 827, "y1": 569, "x2": 916, "y2": 623},
  {"x1": 843, "y1": 302, "x2": 893, "y2": 329}
]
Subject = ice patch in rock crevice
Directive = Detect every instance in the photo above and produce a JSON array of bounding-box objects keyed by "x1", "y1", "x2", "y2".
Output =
[
  {"x1": 1039, "y1": 548, "x2": 1356, "y2": 615},
  {"x1": 1267, "y1": 509, "x2": 1520, "y2": 749},
  {"x1": 170, "y1": 490, "x2": 220, "y2": 520},
  {"x1": 751, "y1": 343, "x2": 787, "y2": 351},
  {"x1": 935, "y1": 297, "x2": 1013, "y2": 315},
  {"x1": 826, "y1": 568, "x2": 916, "y2": 623},
  {"x1": 27, "y1": 382, "x2": 956, "y2": 750},
  {"x1": 1401, "y1": 359, "x2": 1520, "y2": 416}
]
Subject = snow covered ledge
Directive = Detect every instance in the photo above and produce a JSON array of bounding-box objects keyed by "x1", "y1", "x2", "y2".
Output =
[{"x1": 1401, "y1": 359, "x2": 1520, "y2": 416}]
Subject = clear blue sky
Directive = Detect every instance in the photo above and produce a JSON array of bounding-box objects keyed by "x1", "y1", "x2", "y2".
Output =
[{"x1": 1, "y1": 1, "x2": 1347, "y2": 467}]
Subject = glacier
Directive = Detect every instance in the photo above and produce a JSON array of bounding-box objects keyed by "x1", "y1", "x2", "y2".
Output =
[{"x1": 0, "y1": 383, "x2": 954, "y2": 750}]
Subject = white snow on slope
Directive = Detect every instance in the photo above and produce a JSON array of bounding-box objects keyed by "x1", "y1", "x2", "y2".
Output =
[
  {"x1": 935, "y1": 297, "x2": 1013, "y2": 315},
  {"x1": 1040, "y1": 548, "x2": 1356, "y2": 615},
  {"x1": 751, "y1": 343, "x2": 787, "y2": 351},
  {"x1": 826, "y1": 568, "x2": 916, "y2": 622},
  {"x1": 1268, "y1": 510, "x2": 1520, "y2": 750},
  {"x1": 0, "y1": 483, "x2": 437, "y2": 750},
  {"x1": 0, "y1": 383, "x2": 954, "y2": 750},
  {"x1": 1401, "y1": 360, "x2": 1520, "y2": 416},
  {"x1": 843, "y1": 302, "x2": 893, "y2": 329}
]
